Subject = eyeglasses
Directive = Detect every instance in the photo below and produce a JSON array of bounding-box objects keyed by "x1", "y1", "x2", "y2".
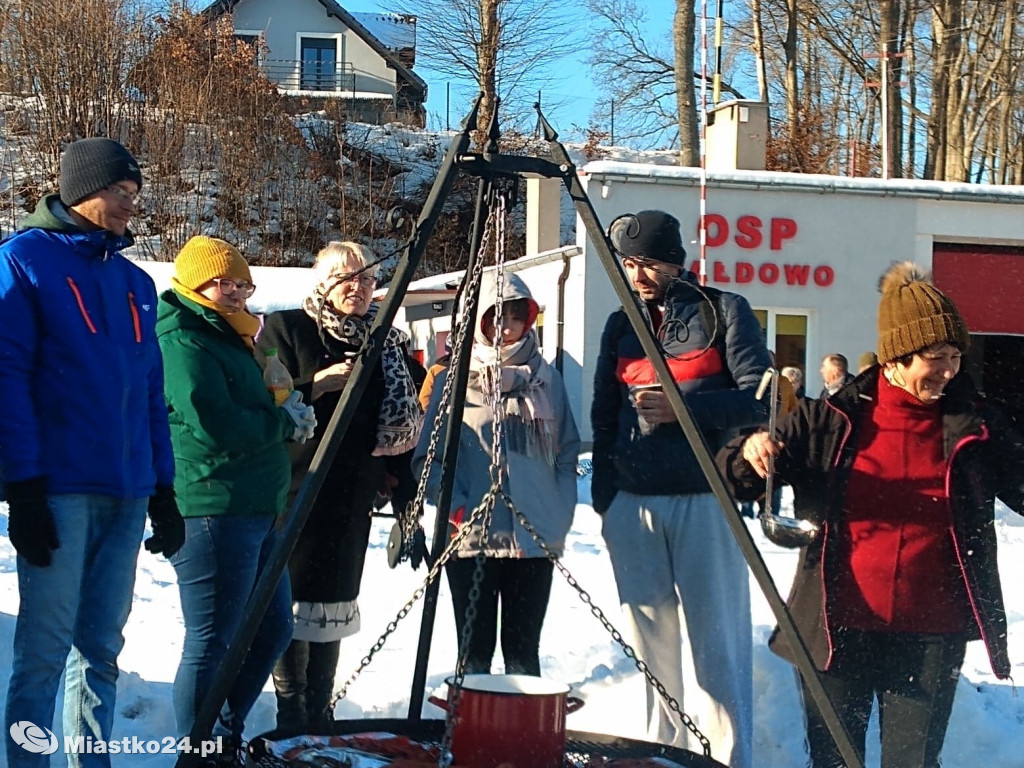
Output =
[
  {"x1": 103, "y1": 185, "x2": 141, "y2": 207},
  {"x1": 211, "y1": 277, "x2": 256, "y2": 298},
  {"x1": 338, "y1": 272, "x2": 376, "y2": 289}
]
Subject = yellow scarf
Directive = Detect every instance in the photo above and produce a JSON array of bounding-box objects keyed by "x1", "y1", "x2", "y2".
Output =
[{"x1": 171, "y1": 278, "x2": 262, "y2": 350}]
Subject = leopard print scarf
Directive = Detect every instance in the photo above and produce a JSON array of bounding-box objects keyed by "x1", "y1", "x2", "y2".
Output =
[{"x1": 303, "y1": 286, "x2": 423, "y2": 456}]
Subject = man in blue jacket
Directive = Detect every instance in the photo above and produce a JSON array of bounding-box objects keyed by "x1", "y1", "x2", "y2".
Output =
[
  {"x1": 592, "y1": 210, "x2": 770, "y2": 768},
  {"x1": 0, "y1": 138, "x2": 184, "y2": 768}
]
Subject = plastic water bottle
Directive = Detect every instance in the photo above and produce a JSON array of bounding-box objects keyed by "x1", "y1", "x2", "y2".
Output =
[{"x1": 263, "y1": 348, "x2": 293, "y2": 406}]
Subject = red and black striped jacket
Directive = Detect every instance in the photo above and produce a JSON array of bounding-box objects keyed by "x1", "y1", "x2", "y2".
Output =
[{"x1": 591, "y1": 273, "x2": 772, "y2": 511}]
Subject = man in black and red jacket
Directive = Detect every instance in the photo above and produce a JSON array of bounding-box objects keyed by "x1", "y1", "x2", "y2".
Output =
[{"x1": 591, "y1": 210, "x2": 770, "y2": 768}]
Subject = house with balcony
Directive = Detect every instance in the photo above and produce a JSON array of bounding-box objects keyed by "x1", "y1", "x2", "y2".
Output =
[{"x1": 202, "y1": 0, "x2": 427, "y2": 126}]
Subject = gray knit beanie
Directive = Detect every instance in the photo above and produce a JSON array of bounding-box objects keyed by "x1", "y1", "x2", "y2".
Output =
[{"x1": 59, "y1": 138, "x2": 143, "y2": 206}]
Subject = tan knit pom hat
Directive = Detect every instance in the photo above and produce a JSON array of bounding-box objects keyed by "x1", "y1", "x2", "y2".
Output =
[
  {"x1": 877, "y1": 261, "x2": 969, "y2": 363},
  {"x1": 173, "y1": 236, "x2": 251, "y2": 290}
]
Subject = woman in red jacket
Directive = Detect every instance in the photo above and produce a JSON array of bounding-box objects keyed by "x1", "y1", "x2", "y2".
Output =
[{"x1": 718, "y1": 261, "x2": 1024, "y2": 768}]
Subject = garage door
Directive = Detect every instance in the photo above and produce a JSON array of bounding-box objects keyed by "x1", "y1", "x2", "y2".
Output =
[{"x1": 932, "y1": 244, "x2": 1024, "y2": 335}]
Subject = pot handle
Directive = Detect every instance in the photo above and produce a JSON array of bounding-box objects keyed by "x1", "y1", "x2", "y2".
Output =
[
  {"x1": 566, "y1": 696, "x2": 585, "y2": 714},
  {"x1": 427, "y1": 695, "x2": 450, "y2": 713}
]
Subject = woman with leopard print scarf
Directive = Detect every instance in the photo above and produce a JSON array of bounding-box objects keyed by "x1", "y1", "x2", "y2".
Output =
[{"x1": 256, "y1": 241, "x2": 423, "y2": 731}]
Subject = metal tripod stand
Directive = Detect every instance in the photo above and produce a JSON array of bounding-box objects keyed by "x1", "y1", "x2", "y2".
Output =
[{"x1": 175, "y1": 97, "x2": 865, "y2": 768}]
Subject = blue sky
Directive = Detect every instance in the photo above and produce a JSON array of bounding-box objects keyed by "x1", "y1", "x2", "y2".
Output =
[{"x1": 345, "y1": 0, "x2": 681, "y2": 138}]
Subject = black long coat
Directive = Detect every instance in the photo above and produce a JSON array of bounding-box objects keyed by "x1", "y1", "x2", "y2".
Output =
[
  {"x1": 718, "y1": 367, "x2": 1024, "y2": 678},
  {"x1": 257, "y1": 309, "x2": 416, "y2": 604}
]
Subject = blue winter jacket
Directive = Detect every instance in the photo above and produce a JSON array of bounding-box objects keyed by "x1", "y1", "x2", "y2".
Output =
[
  {"x1": 0, "y1": 194, "x2": 174, "y2": 497},
  {"x1": 591, "y1": 273, "x2": 771, "y2": 511}
]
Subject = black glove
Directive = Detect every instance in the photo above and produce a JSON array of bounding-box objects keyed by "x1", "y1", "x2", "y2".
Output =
[
  {"x1": 7, "y1": 477, "x2": 59, "y2": 567},
  {"x1": 145, "y1": 485, "x2": 185, "y2": 557},
  {"x1": 409, "y1": 525, "x2": 431, "y2": 570}
]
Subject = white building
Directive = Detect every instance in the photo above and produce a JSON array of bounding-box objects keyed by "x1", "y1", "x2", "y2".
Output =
[
  {"x1": 401, "y1": 166, "x2": 1024, "y2": 444},
  {"x1": 564, "y1": 164, "x2": 1024, "y2": 440}
]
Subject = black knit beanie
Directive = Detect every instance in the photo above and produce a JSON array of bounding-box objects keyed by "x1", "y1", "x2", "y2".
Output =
[
  {"x1": 610, "y1": 209, "x2": 688, "y2": 267},
  {"x1": 59, "y1": 138, "x2": 143, "y2": 207}
]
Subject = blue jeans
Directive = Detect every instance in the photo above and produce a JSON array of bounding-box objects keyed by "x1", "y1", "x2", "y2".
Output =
[
  {"x1": 5, "y1": 494, "x2": 148, "y2": 768},
  {"x1": 170, "y1": 515, "x2": 293, "y2": 744}
]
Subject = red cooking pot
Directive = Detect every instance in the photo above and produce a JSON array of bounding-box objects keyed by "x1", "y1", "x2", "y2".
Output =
[{"x1": 428, "y1": 673, "x2": 584, "y2": 768}]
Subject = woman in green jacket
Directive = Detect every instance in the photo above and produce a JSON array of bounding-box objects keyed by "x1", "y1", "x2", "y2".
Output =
[{"x1": 157, "y1": 236, "x2": 315, "y2": 766}]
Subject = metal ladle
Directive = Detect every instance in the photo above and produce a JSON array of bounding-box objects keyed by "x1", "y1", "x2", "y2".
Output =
[{"x1": 754, "y1": 368, "x2": 820, "y2": 548}]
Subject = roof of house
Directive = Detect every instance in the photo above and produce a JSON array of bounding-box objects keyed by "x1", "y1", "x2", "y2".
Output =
[
  {"x1": 202, "y1": 0, "x2": 427, "y2": 99},
  {"x1": 350, "y1": 12, "x2": 415, "y2": 52}
]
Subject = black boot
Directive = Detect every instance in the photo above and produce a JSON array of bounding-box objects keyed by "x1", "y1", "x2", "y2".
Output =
[
  {"x1": 273, "y1": 640, "x2": 309, "y2": 732},
  {"x1": 305, "y1": 640, "x2": 342, "y2": 731}
]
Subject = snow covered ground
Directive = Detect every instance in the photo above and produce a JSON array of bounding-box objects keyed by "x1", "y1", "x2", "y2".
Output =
[
  {"x1": 1, "y1": 480, "x2": 1022, "y2": 768},
  {"x1": 1, "y1": 130, "x2": 1022, "y2": 762}
]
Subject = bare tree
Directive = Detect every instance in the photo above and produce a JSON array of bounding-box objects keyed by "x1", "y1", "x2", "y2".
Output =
[
  {"x1": 879, "y1": 0, "x2": 903, "y2": 177},
  {"x1": 750, "y1": 0, "x2": 770, "y2": 101},
  {"x1": 586, "y1": 0, "x2": 743, "y2": 152},
  {"x1": 673, "y1": 0, "x2": 700, "y2": 164},
  {"x1": 585, "y1": 0, "x2": 678, "y2": 147},
  {"x1": 782, "y1": 0, "x2": 800, "y2": 149},
  {"x1": 0, "y1": 0, "x2": 151, "y2": 161},
  {"x1": 394, "y1": 0, "x2": 580, "y2": 140}
]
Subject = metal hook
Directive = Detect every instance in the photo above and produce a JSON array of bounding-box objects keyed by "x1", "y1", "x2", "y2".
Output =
[{"x1": 608, "y1": 213, "x2": 641, "y2": 255}]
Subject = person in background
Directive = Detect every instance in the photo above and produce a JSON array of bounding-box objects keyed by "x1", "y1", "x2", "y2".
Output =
[
  {"x1": 781, "y1": 365, "x2": 806, "y2": 401},
  {"x1": 258, "y1": 241, "x2": 422, "y2": 730},
  {"x1": 158, "y1": 237, "x2": 314, "y2": 766},
  {"x1": 772, "y1": 353, "x2": 799, "y2": 417},
  {"x1": 0, "y1": 137, "x2": 183, "y2": 768},
  {"x1": 857, "y1": 350, "x2": 878, "y2": 374},
  {"x1": 718, "y1": 261, "x2": 1024, "y2": 768},
  {"x1": 414, "y1": 272, "x2": 580, "y2": 675},
  {"x1": 591, "y1": 210, "x2": 770, "y2": 768},
  {"x1": 819, "y1": 353, "x2": 854, "y2": 398},
  {"x1": 418, "y1": 336, "x2": 452, "y2": 412}
]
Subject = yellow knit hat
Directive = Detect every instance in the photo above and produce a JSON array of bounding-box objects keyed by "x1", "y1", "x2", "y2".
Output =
[
  {"x1": 877, "y1": 261, "x2": 969, "y2": 363},
  {"x1": 173, "y1": 236, "x2": 251, "y2": 290}
]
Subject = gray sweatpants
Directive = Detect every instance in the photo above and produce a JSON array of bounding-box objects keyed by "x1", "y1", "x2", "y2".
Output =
[{"x1": 602, "y1": 490, "x2": 753, "y2": 768}]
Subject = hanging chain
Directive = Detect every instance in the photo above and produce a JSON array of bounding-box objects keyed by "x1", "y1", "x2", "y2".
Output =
[
  {"x1": 440, "y1": 190, "x2": 510, "y2": 767},
  {"x1": 330, "y1": 490, "x2": 500, "y2": 704},
  {"x1": 488, "y1": 194, "x2": 508, "y2": 487},
  {"x1": 503, "y1": 488, "x2": 712, "y2": 758},
  {"x1": 325, "y1": 189, "x2": 517, "y2": 768},
  {"x1": 394, "y1": 206, "x2": 494, "y2": 564},
  {"x1": 329, "y1": 195, "x2": 496, "y2": 710}
]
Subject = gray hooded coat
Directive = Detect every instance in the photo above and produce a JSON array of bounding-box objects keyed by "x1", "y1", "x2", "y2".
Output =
[{"x1": 413, "y1": 272, "x2": 580, "y2": 558}]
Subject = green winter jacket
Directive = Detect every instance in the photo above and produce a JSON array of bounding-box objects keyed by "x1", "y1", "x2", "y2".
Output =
[{"x1": 156, "y1": 289, "x2": 292, "y2": 518}]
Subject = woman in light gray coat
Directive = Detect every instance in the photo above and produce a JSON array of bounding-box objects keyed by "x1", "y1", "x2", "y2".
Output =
[{"x1": 414, "y1": 272, "x2": 579, "y2": 675}]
